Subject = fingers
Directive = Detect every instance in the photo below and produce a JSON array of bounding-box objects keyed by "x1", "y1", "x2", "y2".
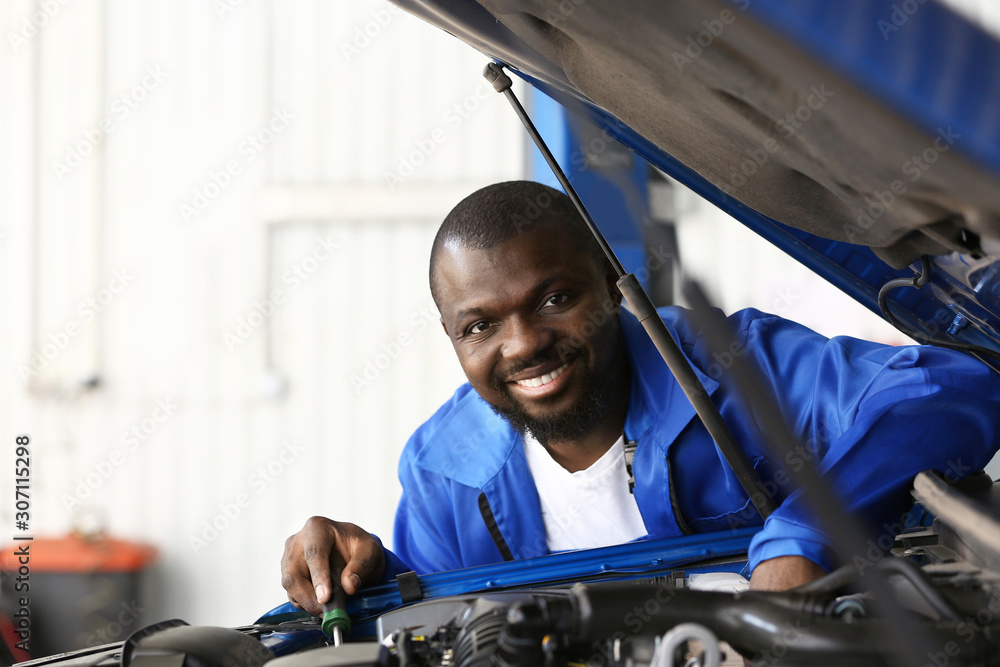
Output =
[
  {"x1": 333, "y1": 522, "x2": 386, "y2": 595},
  {"x1": 280, "y1": 516, "x2": 337, "y2": 616},
  {"x1": 281, "y1": 554, "x2": 321, "y2": 615},
  {"x1": 280, "y1": 517, "x2": 385, "y2": 614},
  {"x1": 304, "y1": 530, "x2": 341, "y2": 606}
]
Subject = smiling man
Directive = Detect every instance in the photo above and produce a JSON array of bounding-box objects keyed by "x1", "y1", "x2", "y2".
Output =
[
  {"x1": 431, "y1": 182, "x2": 631, "y2": 477},
  {"x1": 280, "y1": 181, "x2": 1000, "y2": 615}
]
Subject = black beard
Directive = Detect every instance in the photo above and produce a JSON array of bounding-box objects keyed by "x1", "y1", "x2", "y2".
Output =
[{"x1": 487, "y1": 346, "x2": 616, "y2": 447}]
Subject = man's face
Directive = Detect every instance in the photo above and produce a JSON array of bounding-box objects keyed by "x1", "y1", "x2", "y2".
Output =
[{"x1": 434, "y1": 220, "x2": 626, "y2": 443}]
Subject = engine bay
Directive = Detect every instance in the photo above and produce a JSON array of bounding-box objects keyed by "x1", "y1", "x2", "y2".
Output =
[{"x1": 19, "y1": 471, "x2": 1000, "y2": 667}]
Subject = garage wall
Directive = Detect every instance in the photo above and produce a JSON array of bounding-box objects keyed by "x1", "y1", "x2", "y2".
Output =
[
  {"x1": 0, "y1": 0, "x2": 523, "y2": 628},
  {"x1": 3, "y1": 0, "x2": 999, "y2": 638}
]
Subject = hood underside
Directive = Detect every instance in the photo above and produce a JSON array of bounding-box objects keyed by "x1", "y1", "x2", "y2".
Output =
[
  {"x1": 498, "y1": 1, "x2": 1000, "y2": 269},
  {"x1": 402, "y1": 0, "x2": 1000, "y2": 269}
]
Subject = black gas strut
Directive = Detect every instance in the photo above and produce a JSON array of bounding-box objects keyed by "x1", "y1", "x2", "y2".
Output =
[{"x1": 483, "y1": 62, "x2": 776, "y2": 520}]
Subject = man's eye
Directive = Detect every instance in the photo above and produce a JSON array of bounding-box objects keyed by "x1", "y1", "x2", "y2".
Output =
[
  {"x1": 544, "y1": 294, "x2": 569, "y2": 308},
  {"x1": 467, "y1": 321, "x2": 491, "y2": 335}
]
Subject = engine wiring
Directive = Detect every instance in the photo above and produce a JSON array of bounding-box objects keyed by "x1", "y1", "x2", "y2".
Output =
[
  {"x1": 793, "y1": 558, "x2": 962, "y2": 623},
  {"x1": 877, "y1": 255, "x2": 1000, "y2": 362}
]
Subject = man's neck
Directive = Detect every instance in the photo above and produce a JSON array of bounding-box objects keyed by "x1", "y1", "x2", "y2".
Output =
[{"x1": 538, "y1": 419, "x2": 625, "y2": 473}]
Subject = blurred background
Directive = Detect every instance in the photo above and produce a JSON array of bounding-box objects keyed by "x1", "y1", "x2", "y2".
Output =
[{"x1": 1, "y1": 0, "x2": 998, "y2": 659}]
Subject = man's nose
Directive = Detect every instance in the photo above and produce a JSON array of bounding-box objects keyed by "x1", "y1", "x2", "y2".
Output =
[{"x1": 500, "y1": 316, "x2": 554, "y2": 362}]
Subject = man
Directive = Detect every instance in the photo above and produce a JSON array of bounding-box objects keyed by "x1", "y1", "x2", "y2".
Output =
[{"x1": 281, "y1": 181, "x2": 1000, "y2": 615}]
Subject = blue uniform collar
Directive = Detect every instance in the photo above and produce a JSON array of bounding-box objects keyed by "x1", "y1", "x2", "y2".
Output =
[
  {"x1": 412, "y1": 306, "x2": 719, "y2": 489},
  {"x1": 619, "y1": 306, "x2": 720, "y2": 447}
]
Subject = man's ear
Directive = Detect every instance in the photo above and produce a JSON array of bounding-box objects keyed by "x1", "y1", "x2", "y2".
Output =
[{"x1": 440, "y1": 317, "x2": 450, "y2": 337}]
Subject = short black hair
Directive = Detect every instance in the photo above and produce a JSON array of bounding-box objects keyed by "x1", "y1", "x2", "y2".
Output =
[{"x1": 429, "y1": 181, "x2": 609, "y2": 304}]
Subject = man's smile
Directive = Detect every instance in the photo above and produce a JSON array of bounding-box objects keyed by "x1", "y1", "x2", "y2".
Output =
[
  {"x1": 512, "y1": 359, "x2": 571, "y2": 387},
  {"x1": 507, "y1": 357, "x2": 577, "y2": 398}
]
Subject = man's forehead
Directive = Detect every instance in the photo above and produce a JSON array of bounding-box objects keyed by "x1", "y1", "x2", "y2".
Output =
[
  {"x1": 436, "y1": 217, "x2": 577, "y2": 272},
  {"x1": 435, "y1": 242, "x2": 507, "y2": 298},
  {"x1": 435, "y1": 242, "x2": 536, "y2": 304}
]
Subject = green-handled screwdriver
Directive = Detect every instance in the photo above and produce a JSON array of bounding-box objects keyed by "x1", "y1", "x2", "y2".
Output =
[{"x1": 321, "y1": 585, "x2": 350, "y2": 646}]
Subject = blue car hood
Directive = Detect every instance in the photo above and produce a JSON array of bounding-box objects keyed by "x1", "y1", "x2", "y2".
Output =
[{"x1": 391, "y1": 0, "x2": 1000, "y2": 360}]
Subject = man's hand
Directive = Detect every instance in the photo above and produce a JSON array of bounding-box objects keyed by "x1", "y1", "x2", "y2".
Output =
[
  {"x1": 749, "y1": 555, "x2": 826, "y2": 592},
  {"x1": 280, "y1": 516, "x2": 385, "y2": 615}
]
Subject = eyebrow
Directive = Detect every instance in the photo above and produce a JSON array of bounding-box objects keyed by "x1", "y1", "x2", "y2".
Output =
[{"x1": 454, "y1": 306, "x2": 487, "y2": 324}]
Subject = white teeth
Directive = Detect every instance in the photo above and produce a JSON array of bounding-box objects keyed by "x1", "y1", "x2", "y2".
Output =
[{"x1": 514, "y1": 361, "x2": 569, "y2": 388}]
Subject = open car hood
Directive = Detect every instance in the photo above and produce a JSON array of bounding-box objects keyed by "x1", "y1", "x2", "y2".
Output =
[{"x1": 392, "y1": 0, "x2": 1000, "y2": 360}]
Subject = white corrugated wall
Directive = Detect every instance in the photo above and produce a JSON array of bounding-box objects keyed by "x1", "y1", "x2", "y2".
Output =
[
  {"x1": 3, "y1": 0, "x2": 1000, "y2": 639},
  {"x1": 0, "y1": 0, "x2": 524, "y2": 628}
]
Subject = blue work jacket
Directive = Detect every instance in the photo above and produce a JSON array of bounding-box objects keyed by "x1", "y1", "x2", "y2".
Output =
[{"x1": 387, "y1": 307, "x2": 1000, "y2": 576}]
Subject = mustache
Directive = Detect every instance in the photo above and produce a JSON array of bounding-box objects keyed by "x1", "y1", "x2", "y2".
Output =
[{"x1": 492, "y1": 346, "x2": 577, "y2": 388}]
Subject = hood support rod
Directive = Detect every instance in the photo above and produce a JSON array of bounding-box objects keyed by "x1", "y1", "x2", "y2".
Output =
[{"x1": 483, "y1": 62, "x2": 776, "y2": 520}]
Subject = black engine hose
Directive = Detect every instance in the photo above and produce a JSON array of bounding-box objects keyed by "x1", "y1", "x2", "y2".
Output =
[
  {"x1": 879, "y1": 558, "x2": 962, "y2": 622},
  {"x1": 791, "y1": 564, "x2": 859, "y2": 595},
  {"x1": 791, "y1": 559, "x2": 962, "y2": 622}
]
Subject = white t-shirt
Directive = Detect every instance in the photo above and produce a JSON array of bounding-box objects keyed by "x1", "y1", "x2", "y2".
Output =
[{"x1": 523, "y1": 432, "x2": 648, "y2": 551}]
